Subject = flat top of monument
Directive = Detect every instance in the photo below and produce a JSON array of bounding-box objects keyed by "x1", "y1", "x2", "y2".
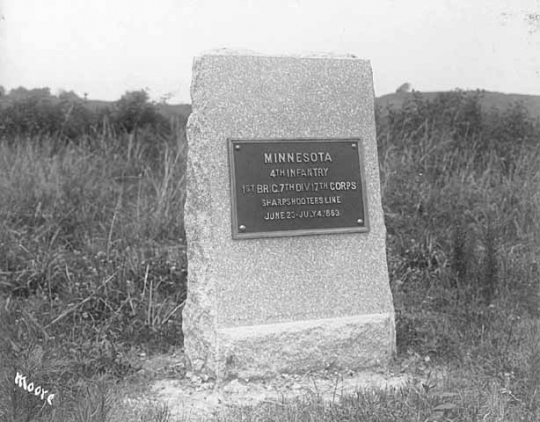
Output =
[{"x1": 199, "y1": 48, "x2": 366, "y2": 61}]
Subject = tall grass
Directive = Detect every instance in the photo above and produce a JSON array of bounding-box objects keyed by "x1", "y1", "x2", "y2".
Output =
[
  {"x1": 376, "y1": 107, "x2": 540, "y2": 420},
  {"x1": 0, "y1": 118, "x2": 187, "y2": 422},
  {"x1": 216, "y1": 102, "x2": 540, "y2": 421},
  {"x1": 0, "y1": 90, "x2": 539, "y2": 420}
]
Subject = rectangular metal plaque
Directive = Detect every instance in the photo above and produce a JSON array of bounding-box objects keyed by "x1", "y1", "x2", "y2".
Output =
[{"x1": 228, "y1": 138, "x2": 369, "y2": 239}]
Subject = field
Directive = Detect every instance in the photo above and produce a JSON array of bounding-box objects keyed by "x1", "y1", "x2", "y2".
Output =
[{"x1": 0, "y1": 88, "x2": 539, "y2": 421}]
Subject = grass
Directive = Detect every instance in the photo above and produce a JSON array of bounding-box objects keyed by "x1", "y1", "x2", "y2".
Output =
[
  {"x1": 0, "y1": 118, "x2": 187, "y2": 420},
  {"x1": 212, "y1": 117, "x2": 540, "y2": 421},
  {"x1": 214, "y1": 376, "x2": 534, "y2": 421},
  {"x1": 0, "y1": 92, "x2": 539, "y2": 420}
]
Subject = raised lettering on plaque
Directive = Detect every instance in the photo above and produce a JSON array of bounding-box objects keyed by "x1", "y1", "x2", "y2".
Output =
[{"x1": 228, "y1": 138, "x2": 369, "y2": 239}]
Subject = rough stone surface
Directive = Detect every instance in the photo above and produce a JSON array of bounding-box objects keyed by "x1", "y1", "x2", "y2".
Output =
[
  {"x1": 183, "y1": 50, "x2": 395, "y2": 379},
  {"x1": 218, "y1": 313, "x2": 395, "y2": 379}
]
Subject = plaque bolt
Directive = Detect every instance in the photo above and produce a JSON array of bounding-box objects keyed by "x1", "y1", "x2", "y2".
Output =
[
  {"x1": 352, "y1": 143, "x2": 357, "y2": 148},
  {"x1": 357, "y1": 219, "x2": 363, "y2": 225},
  {"x1": 239, "y1": 225, "x2": 246, "y2": 231},
  {"x1": 235, "y1": 145, "x2": 241, "y2": 151}
]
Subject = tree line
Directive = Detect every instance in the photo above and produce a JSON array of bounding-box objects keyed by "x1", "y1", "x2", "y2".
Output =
[{"x1": 0, "y1": 86, "x2": 175, "y2": 140}]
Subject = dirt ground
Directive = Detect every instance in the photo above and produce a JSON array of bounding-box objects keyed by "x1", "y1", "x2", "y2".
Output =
[{"x1": 119, "y1": 351, "x2": 414, "y2": 421}]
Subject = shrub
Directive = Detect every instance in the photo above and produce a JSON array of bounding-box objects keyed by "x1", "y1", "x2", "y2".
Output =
[
  {"x1": 0, "y1": 115, "x2": 187, "y2": 381},
  {"x1": 112, "y1": 90, "x2": 167, "y2": 133},
  {"x1": 0, "y1": 87, "x2": 171, "y2": 142}
]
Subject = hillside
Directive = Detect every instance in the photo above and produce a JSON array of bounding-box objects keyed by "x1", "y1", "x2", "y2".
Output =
[
  {"x1": 2, "y1": 90, "x2": 538, "y2": 123},
  {"x1": 76, "y1": 99, "x2": 192, "y2": 122},
  {"x1": 377, "y1": 90, "x2": 540, "y2": 120},
  {"x1": 160, "y1": 90, "x2": 540, "y2": 122}
]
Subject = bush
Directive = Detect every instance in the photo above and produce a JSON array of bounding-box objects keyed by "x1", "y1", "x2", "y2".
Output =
[
  {"x1": 0, "y1": 86, "x2": 539, "y2": 421},
  {"x1": 0, "y1": 116, "x2": 187, "y2": 381},
  {"x1": 385, "y1": 90, "x2": 484, "y2": 143},
  {"x1": 112, "y1": 90, "x2": 167, "y2": 133},
  {"x1": 0, "y1": 87, "x2": 170, "y2": 142},
  {"x1": 380, "y1": 91, "x2": 540, "y2": 373}
]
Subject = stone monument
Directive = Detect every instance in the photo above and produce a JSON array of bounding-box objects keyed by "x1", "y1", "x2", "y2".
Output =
[{"x1": 182, "y1": 50, "x2": 395, "y2": 380}]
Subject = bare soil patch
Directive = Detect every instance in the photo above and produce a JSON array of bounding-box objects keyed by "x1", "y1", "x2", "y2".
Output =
[{"x1": 119, "y1": 351, "x2": 411, "y2": 420}]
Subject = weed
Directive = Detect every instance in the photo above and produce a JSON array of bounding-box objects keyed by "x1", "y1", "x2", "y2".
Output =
[{"x1": 0, "y1": 88, "x2": 539, "y2": 420}]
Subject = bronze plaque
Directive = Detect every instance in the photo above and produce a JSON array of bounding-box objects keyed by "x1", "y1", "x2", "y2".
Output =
[{"x1": 228, "y1": 138, "x2": 369, "y2": 239}]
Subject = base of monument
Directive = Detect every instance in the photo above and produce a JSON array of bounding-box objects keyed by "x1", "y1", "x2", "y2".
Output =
[{"x1": 215, "y1": 313, "x2": 395, "y2": 380}]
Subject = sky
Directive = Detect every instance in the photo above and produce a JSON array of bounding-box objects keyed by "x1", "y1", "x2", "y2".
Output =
[{"x1": 1, "y1": 0, "x2": 539, "y2": 103}]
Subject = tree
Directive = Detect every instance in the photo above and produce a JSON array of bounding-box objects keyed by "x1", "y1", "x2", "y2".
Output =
[
  {"x1": 8, "y1": 87, "x2": 51, "y2": 100},
  {"x1": 114, "y1": 90, "x2": 164, "y2": 133},
  {"x1": 58, "y1": 90, "x2": 81, "y2": 102},
  {"x1": 395, "y1": 82, "x2": 412, "y2": 94}
]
